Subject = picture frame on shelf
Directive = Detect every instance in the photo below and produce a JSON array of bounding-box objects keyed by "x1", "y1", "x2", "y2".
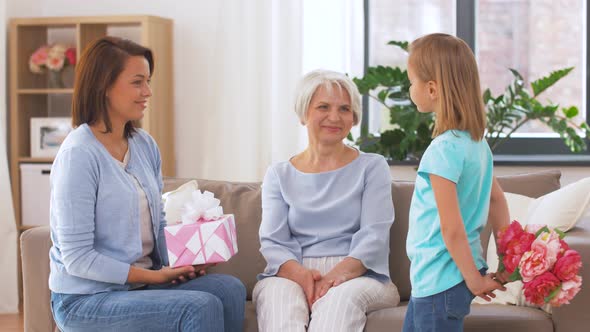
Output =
[{"x1": 30, "y1": 117, "x2": 72, "y2": 158}]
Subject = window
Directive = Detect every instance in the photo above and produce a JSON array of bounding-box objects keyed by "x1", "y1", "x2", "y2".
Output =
[
  {"x1": 365, "y1": 0, "x2": 589, "y2": 157},
  {"x1": 366, "y1": 0, "x2": 455, "y2": 134},
  {"x1": 477, "y1": 0, "x2": 586, "y2": 136}
]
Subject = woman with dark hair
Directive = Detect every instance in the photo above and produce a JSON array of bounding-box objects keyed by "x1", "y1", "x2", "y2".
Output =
[{"x1": 49, "y1": 36, "x2": 245, "y2": 332}]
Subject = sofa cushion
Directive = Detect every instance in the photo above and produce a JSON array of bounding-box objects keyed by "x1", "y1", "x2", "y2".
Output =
[
  {"x1": 365, "y1": 303, "x2": 553, "y2": 332},
  {"x1": 244, "y1": 302, "x2": 258, "y2": 332},
  {"x1": 389, "y1": 181, "x2": 414, "y2": 302},
  {"x1": 527, "y1": 177, "x2": 590, "y2": 232},
  {"x1": 21, "y1": 226, "x2": 56, "y2": 332},
  {"x1": 480, "y1": 170, "x2": 562, "y2": 258}
]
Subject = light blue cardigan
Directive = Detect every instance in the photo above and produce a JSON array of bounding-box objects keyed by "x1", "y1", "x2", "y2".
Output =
[{"x1": 49, "y1": 124, "x2": 169, "y2": 294}]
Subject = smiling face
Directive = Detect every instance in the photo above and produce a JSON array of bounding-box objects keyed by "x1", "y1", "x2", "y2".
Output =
[
  {"x1": 106, "y1": 55, "x2": 152, "y2": 125},
  {"x1": 305, "y1": 83, "x2": 354, "y2": 146}
]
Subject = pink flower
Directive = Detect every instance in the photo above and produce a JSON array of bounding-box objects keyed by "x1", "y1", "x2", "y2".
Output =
[
  {"x1": 48, "y1": 44, "x2": 66, "y2": 59},
  {"x1": 553, "y1": 250, "x2": 582, "y2": 281},
  {"x1": 29, "y1": 61, "x2": 42, "y2": 74},
  {"x1": 46, "y1": 56, "x2": 65, "y2": 71},
  {"x1": 29, "y1": 46, "x2": 49, "y2": 65},
  {"x1": 519, "y1": 240, "x2": 554, "y2": 282},
  {"x1": 497, "y1": 221, "x2": 524, "y2": 254},
  {"x1": 536, "y1": 230, "x2": 561, "y2": 264},
  {"x1": 549, "y1": 276, "x2": 582, "y2": 307},
  {"x1": 557, "y1": 239, "x2": 570, "y2": 259},
  {"x1": 65, "y1": 47, "x2": 76, "y2": 66},
  {"x1": 523, "y1": 271, "x2": 561, "y2": 306},
  {"x1": 502, "y1": 231, "x2": 535, "y2": 274},
  {"x1": 502, "y1": 254, "x2": 520, "y2": 275},
  {"x1": 29, "y1": 44, "x2": 75, "y2": 74}
]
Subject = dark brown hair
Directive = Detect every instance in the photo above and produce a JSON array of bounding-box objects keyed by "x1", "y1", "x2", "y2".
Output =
[{"x1": 72, "y1": 36, "x2": 154, "y2": 137}]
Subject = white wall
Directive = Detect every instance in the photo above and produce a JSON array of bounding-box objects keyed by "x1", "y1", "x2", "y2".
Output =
[{"x1": 0, "y1": 0, "x2": 19, "y2": 313}]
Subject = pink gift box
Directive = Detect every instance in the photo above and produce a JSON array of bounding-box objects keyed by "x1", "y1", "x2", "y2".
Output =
[{"x1": 164, "y1": 214, "x2": 238, "y2": 267}]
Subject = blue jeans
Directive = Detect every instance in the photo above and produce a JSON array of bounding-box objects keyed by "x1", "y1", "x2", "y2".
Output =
[
  {"x1": 51, "y1": 274, "x2": 246, "y2": 332},
  {"x1": 403, "y1": 269, "x2": 486, "y2": 332}
]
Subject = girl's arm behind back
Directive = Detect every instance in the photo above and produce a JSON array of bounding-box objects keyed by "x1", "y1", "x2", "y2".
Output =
[{"x1": 430, "y1": 174, "x2": 505, "y2": 301}]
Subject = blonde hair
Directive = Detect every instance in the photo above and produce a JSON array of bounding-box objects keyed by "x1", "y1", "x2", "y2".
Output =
[
  {"x1": 408, "y1": 33, "x2": 486, "y2": 140},
  {"x1": 294, "y1": 69, "x2": 362, "y2": 125}
]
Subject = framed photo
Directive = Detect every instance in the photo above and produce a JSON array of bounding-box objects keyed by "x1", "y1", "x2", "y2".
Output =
[{"x1": 30, "y1": 117, "x2": 73, "y2": 158}]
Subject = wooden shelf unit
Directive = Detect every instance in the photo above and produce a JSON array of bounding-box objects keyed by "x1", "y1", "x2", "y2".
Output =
[
  {"x1": 17, "y1": 88, "x2": 74, "y2": 94},
  {"x1": 8, "y1": 15, "x2": 176, "y2": 307}
]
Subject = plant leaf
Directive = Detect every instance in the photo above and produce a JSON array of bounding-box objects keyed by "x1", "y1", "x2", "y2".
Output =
[
  {"x1": 387, "y1": 40, "x2": 409, "y2": 52},
  {"x1": 531, "y1": 67, "x2": 574, "y2": 97},
  {"x1": 509, "y1": 267, "x2": 522, "y2": 282},
  {"x1": 555, "y1": 228, "x2": 566, "y2": 239},
  {"x1": 563, "y1": 106, "x2": 579, "y2": 119},
  {"x1": 535, "y1": 226, "x2": 550, "y2": 238},
  {"x1": 545, "y1": 285, "x2": 562, "y2": 303},
  {"x1": 498, "y1": 255, "x2": 505, "y2": 273},
  {"x1": 509, "y1": 68, "x2": 524, "y2": 81}
]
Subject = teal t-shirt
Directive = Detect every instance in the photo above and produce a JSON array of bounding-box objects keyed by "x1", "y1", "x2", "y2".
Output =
[{"x1": 406, "y1": 130, "x2": 493, "y2": 298}]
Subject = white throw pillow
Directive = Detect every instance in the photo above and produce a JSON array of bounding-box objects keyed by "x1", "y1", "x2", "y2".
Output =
[
  {"x1": 527, "y1": 177, "x2": 590, "y2": 232},
  {"x1": 162, "y1": 180, "x2": 199, "y2": 225},
  {"x1": 473, "y1": 177, "x2": 590, "y2": 308}
]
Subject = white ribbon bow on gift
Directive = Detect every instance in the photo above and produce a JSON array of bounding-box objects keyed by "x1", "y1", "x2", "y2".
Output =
[{"x1": 180, "y1": 190, "x2": 224, "y2": 224}]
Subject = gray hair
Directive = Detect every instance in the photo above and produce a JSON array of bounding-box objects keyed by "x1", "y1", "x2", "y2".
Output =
[{"x1": 293, "y1": 69, "x2": 362, "y2": 125}]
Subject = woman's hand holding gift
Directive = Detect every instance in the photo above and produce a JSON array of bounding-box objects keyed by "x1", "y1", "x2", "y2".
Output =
[
  {"x1": 170, "y1": 263, "x2": 217, "y2": 284},
  {"x1": 158, "y1": 266, "x2": 198, "y2": 284}
]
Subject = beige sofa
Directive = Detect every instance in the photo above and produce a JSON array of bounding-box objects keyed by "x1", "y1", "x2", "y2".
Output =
[{"x1": 21, "y1": 170, "x2": 590, "y2": 332}]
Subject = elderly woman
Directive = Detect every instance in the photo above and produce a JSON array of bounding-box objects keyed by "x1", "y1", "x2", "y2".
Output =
[{"x1": 253, "y1": 69, "x2": 400, "y2": 331}]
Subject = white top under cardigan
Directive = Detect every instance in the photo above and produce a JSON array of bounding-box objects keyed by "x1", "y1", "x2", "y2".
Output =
[{"x1": 116, "y1": 150, "x2": 155, "y2": 270}]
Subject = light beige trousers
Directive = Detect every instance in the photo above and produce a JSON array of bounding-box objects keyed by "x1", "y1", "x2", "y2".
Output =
[{"x1": 253, "y1": 256, "x2": 400, "y2": 332}]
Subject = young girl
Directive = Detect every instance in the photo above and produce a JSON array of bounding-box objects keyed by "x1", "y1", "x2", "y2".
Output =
[{"x1": 403, "y1": 33, "x2": 511, "y2": 332}]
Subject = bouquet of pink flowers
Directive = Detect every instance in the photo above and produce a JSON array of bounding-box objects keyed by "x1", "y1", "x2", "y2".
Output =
[
  {"x1": 29, "y1": 44, "x2": 76, "y2": 74},
  {"x1": 497, "y1": 220, "x2": 583, "y2": 307}
]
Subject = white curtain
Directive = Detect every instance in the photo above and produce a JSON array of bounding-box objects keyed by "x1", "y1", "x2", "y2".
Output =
[
  {"x1": 0, "y1": 0, "x2": 20, "y2": 313},
  {"x1": 192, "y1": 0, "x2": 365, "y2": 181},
  {"x1": 302, "y1": 0, "x2": 365, "y2": 142},
  {"x1": 188, "y1": 0, "x2": 305, "y2": 181}
]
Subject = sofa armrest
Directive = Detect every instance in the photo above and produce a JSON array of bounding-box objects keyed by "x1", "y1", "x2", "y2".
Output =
[
  {"x1": 20, "y1": 226, "x2": 56, "y2": 332},
  {"x1": 552, "y1": 215, "x2": 590, "y2": 331}
]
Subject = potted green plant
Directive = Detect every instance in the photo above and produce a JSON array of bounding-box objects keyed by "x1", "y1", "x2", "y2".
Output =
[
  {"x1": 352, "y1": 41, "x2": 589, "y2": 160},
  {"x1": 351, "y1": 41, "x2": 433, "y2": 161}
]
